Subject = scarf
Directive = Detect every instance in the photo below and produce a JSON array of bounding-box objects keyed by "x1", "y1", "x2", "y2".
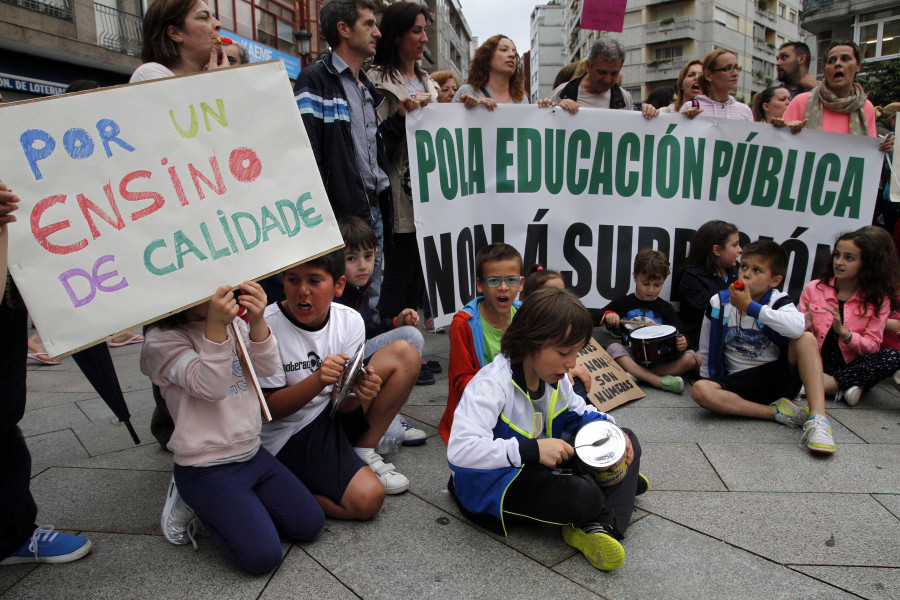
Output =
[{"x1": 802, "y1": 83, "x2": 869, "y2": 136}]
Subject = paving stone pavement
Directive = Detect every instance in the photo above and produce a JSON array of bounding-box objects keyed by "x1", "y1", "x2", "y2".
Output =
[{"x1": 3, "y1": 325, "x2": 899, "y2": 599}]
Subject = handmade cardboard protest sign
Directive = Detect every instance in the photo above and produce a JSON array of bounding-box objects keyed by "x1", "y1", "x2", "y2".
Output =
[
  {"x1": 406, "y1": 105, "x2": 883, "y2": 327},
  {"x1": 2, "y1": 61, "x2": 341, "y2": 357},
  {"x1": 577, "y1": 337, "x2": 645, "y2": 411}
]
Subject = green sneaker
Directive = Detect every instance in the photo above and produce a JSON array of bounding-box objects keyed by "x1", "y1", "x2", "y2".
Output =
[
  {"x1": 636, "y1": 472, "x2": 649, "y2": 496},
  {"x1": 660, "y1": 375, "x2": 684, "y2": 394},
  {"x1": 771, "y1": 398, "x2": 809, "y2": 428},
  {"x1": 562, "y1": 523, "x2": 625, "y2": 571}
]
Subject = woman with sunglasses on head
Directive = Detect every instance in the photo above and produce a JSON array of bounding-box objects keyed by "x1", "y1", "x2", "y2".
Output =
[
  {"x1": 774, "y1": 41, "x2": 893, "y2": 154},
  {"x1": 680, "y1": 49, "x2": 752, "y2": 121}
]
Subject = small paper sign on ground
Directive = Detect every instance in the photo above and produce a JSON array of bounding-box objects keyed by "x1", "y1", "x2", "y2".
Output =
[
  {"x1": 577, "y1": 337, "x2": 645, "y2": 411},
  {"x1": 2, "y1": 61, "x2": 342, "y2": 357}
]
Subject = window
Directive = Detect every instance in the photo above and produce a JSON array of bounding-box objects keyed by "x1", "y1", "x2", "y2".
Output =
[
  {"x1": 788, "y1": 10, "x2": 797, "y2": 24},
  {"x1": 714, "y1": 8, "x2": 739, "y2": 31},
  {"x1": 778, "y1": 3, "x2": 786, "y2": 18},
  {"x1": 215, "y1": 0, "x2": 296, "y2": 53},
  {"x1": 857, "y1": 10, "x2": 900, "y2": 59},
  {"x1": 655, "y1": 46, "x2": 683, "y2": 60},
  {"x1": 624, "y1": 48, "x2": 641, "y2": 66}
]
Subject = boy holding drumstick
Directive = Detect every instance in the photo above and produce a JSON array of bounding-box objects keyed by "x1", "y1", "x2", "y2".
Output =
[{"x1": 600, "y1": 249, "x2": 700, "y2": 394}]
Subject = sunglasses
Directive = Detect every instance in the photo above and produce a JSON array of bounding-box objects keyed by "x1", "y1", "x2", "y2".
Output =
[{"x1": 710, "y1": 64, "x2": 742, "y2": 73}]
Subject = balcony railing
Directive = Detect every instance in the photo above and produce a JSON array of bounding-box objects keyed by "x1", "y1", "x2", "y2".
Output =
[
  {"x1": 1, "y1": 0, "x2": 73, "y2": 20},
  {"x1": 802, "y1": 0, "x2": 843, "y2": 9},
  {"x1": 95, "y1": 3, "x2": 143, "y2": 57},
  {"x1": 645, "y1": 16, "x2": 695, "y2": 34}
]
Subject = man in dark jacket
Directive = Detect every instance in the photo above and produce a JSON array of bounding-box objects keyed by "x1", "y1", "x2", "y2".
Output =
[
  {"x1": 293, "y1": 0, "x2": 421, "y2": 318},
  {"x1": 550, "y1": 38, "x2": 634, "y2": 111}
]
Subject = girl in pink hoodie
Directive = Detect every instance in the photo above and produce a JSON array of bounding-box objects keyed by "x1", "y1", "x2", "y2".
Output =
[{"x1": 140, "y1": 282, "x2": 323, "y2": 574}]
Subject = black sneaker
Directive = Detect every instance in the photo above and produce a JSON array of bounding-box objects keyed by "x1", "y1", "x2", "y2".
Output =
[
  {"x1": 424, "y1": 360, "x2": 442, "y2": 374},
  {"x1": 416, "y1": 367, "x2": 435, "y2": 386}
]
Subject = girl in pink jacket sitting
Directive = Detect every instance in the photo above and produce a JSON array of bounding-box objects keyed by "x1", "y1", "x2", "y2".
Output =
[
  {"x1": 800, "y1": 228, "x2": 900, "y2": 406},
  {"x1": 140, "y1": 282, "x2": 323, "y2": 574}
]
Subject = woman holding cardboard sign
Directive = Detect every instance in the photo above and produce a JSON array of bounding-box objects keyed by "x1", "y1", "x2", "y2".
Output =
[{"x1": 130, "y1": 0, "x2": 227, "y2": 83}]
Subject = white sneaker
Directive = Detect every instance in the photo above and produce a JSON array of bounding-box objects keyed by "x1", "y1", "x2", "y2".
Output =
[
  {"x1": 358, "y1": 450, "x2": 410, "y2": 494},
  {"x1": 400, "y1": 419, "x2": 427, "y2": 446},
  {"x1": 802, "y1": 414, "x2": 836, "y2": 454},
  {"x1": 837, "y1": 386, "x2": 863, "y2": 407},
  {"x1": 161, "y1": 475, "x2": 198, "y2": 546}
]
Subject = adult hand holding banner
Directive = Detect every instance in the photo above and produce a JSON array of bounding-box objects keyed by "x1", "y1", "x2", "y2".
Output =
[
  {"x1": 2, "y1": 61, "x2": 341, "y2": 358},
  {"x1": 407, "y1": 104, "x2": 883, "y2": 328}
]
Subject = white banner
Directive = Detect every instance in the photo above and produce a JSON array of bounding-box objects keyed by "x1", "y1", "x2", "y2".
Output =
[
  {"x1": 2, "y1": 61, "x2": 342, "y2": 357},
  {"x1": 407, "y1": 104, "x2": 884, "y2": 327}
]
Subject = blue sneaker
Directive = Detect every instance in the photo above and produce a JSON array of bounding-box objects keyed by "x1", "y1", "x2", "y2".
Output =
[{"x1": 1, "y1": 525, "x2": 91, "y2": 565}]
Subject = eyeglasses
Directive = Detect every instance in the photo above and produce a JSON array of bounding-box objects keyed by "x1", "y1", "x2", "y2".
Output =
[
  {"x1": 710, "y1": 64, "x2": 742, "y2": 73},
  {"x1": 481, "y1": 276, "x2": 523, "y2": 288}
]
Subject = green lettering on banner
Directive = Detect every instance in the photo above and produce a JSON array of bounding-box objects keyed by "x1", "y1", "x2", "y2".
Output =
[
  {"x1": 468, "y1": 129, "x2": 486, "y2": 194},
  {"x1": 199, "y1": 222, "x2": 231, "y2": 259},
  {"x1": 436, "y1": 129, "x2": 458, "y2": 199},
  {"x1": 656, "y1": 132, "x2": 680, "y2": 199},
  {"x1": 454, "y1": 128, "x2": 470, "y2": 197},
  {"x1": 517, "y1": 128, "x2": 541, "y2": 193},
  {"x1": 588, "y1": 132, "x2": 613, "y2": 195},
  {"x1": 260, "y1": 205, "x2": 286, "y2": 242},
  {"x1": 545, "y1": 128, "x2": 566, "y2": 194},
  {"x1": 777, "y1": 149, "x2": 799, "y2": 211},
  {"x1": 232, "y1": 212, "x2": 261, "y2": 249},
  {"x1": 728, "y1": 142, "x2": 758, "y2": 205},
  {"x1": 200, "y1": 99, "x2": 228, "y2": 131},
  {"x1": 144, "y1": 239, "x2": 175, "y2": 275},
  {"x1": 496, "y1": 128, "x2": 515, "y2": 193},
  {"x1": 835, "y1": 157, "x2": 864, "y2": 219},
  {"x1": 566, "y1": 129, "x2": 591, "y2": 194},
  {"x1": 811, "y1": 153, "x2": 841, "y2": 216},
  {"x1": 615, "y1": 132, "x2": 640, "y2": 197},
  {"x1": 683, "y1": 136, "x2": 704, "y2": 199},
  {"x1": 709, "y1": 140, "x2": 733, "y2": 201},
  {"x1": 414, "y1": 130, "x2": 435, "y2": 203},
  {"x1": 295, "y1": 192, "x2": 322, "y2": 227},
  {"x1": 795, "y1": 151, "x2": 817, "y2": 212},
  {"x1": 751, "y1": 146, "x2": 782, "y2": 207},
  {"x1": 276, "y1": 199, "x2": 301, "y2": 236},
  {"x1": 641, "y1": 134, "x2": 655, "y2": 197}
]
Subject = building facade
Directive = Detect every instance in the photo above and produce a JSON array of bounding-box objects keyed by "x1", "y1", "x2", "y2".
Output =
[
  {"x1": 529, "y1": 1, "x2": 565, "y2": 102},
  {"x1": 801, "y1": 0, "x2": 899, "y2": 74},
  {"x1": 560, "y1": 0, "x2": 804, "y2": 105},
  {"x1": 422, "y1": 0, "x2": 473, "y2": 81}
]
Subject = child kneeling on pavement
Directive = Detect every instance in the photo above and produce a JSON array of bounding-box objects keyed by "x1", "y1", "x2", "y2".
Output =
[{"x1": 447, "y1": 287, "x2": 647, "y2": 571}]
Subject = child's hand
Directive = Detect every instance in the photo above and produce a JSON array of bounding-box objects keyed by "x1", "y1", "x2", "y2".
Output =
[
  {"x1": 603, "y1": 312, "x2": 620, "y2": 328},
  {"x1": 568, "y1": 364, "x2": 592, "y2": 393},
  {"x1": 317, "y1": 353, "x2": 348, "y2": 388},
  {"x1": 204, "y1": 285, "x2": 239, "y2": 343},
  {"x1": 397, "y1": 308, "x2": 419, "y2": 327},
  {"x1": 537, "y1": 438, "x2": 573, "y2": 467},
  {"x1": 887, "y1": 318, "x2": 900, "y2": 336},
  {"x1": 237, "y1": 281, "x2": 269, "y2": 342},
  {"x1": 675, "y1": 334, "x2": 687, "y2": 352},
  {"x1": 803, "y1": 300, "x2": 814, "y2": 332},
  {"x1": 0, "y1": 181, "x2": 20, "y2": 230},
  {"x1": 824, "y1": 299, "x2": 851, "y2": 340},
  {"x1": 353, "y1": 366, "x2": 382, "y2": 403},
  {"x1": 729, "y1": 281, "x2": 751, "y2": 312},
  {"x1": 624, "y1": 435, "x2": 635, "y2": 466}
]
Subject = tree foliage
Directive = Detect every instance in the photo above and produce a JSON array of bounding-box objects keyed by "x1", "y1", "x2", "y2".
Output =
[{"x1": 862, "y1": 58, "x2": 900, "y2": 106}]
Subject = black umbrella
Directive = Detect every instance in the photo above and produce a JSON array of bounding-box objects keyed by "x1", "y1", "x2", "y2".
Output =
[{"x1": 72, "y1": 343, "x2": 140, "y2": 444}]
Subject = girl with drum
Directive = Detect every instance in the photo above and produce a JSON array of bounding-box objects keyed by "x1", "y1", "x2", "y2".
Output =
[
  {"x1": 600, "y1": 250, "x2": 699, "y2": 394},
  {"x1": 447, "y1": 287, "x2": 646, "y2": 572}
]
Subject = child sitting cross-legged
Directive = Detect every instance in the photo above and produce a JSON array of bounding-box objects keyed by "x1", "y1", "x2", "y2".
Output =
[
  {"x1": 447, "y1": 287, "x2": 646, "y2": 572},
  {"x1": 600, "y1": 249, "x2": 700, "y2": 394},
  {"x1": 335, "y1": 216, "x2": 432, "y2": 445},
  {"x1": 691, "y1": 240, "x2": 836, "y2": 454}
]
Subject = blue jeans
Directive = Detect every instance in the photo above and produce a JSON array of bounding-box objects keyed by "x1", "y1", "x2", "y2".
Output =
[
  {"x1": 364, "y1": 325, "x2": 424, "y2": 359},
  {"x1": 174, "y1": 447, "x2": 324, "y2": 575}
]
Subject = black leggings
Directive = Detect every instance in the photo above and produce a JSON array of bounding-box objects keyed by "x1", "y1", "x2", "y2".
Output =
[{"x1": 502, "y1": 428, "x2": 641, "y2": 539}]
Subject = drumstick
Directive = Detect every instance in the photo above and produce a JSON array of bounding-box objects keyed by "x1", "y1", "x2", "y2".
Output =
[{"x1": 618, "y1": 320, "x2": 658, "y2": 326}]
